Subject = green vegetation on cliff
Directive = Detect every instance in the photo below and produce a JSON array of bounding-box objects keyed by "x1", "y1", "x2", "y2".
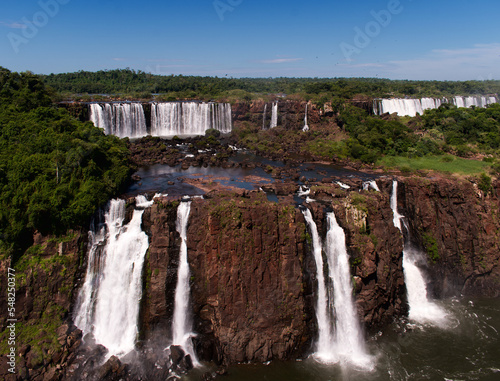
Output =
[
  {"x1": 234, "y1": 102, "x2": 500, "y2": 177},
  {"x1": 0, "y1": 68, "x2": 132, "y2": 259}
]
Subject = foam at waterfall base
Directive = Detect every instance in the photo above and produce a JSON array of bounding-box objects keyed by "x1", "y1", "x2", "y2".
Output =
[
  {"x1": 403, "y1": 247, "x2": 449, "y2": 328},
  {"x1": 302, "y1": 207, "x2": 374, "y2": 371}
]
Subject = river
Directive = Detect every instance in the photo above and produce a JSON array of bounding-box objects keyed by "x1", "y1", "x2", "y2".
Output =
[{"x1": 185, "y1": 297, "x2": 500, "y2": 381}]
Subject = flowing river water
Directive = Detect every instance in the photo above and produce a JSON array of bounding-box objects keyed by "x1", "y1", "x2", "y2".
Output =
[{"x1": 184, "y1": 298, "x2": 500, "y2": 381}]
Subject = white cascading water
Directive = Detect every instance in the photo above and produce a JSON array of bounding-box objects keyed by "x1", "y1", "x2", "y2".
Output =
[
  {"x1": 324, "y1": 212, "x2": 372, "y2": 368},
  {"x1": 303, "y1": 103, "x2": 309, "y2": 132},
  {"x1": 363, "y1": 180, "x2": 380, "y2": 192},
  {"x1": 390, "y1": 181, "x2": 447, "y2": 326},
  {"x1": 171, "y1": 201, "x2": 198, "y2": 364},
  {"x1": 374, "y1": 96, "x2": 498, "y2": 116},
  {"x1": 270, "y1": 102, "x2": 278, "y2": 128},
  {"x1": 75, "y1": 197, "x2": 151, "y2": 357},
  {"x1": 302, "y1": 208, "x2": 372, "y2": 368},
  {"x1": 89, "y1": 103, "x2": 148, "y2": 138},
  {"x1": 336, "y1": 181, "x2": 350, "y2": 189},
  {"x1": 302, "y1": 209, "x2": 333, "y2": 356},
  {"x1": 262, "y1": 103, "x2": 267, "y2": 130},
  {"x1": 151, "y1": 102, "x2": 232, "y2": 136}
]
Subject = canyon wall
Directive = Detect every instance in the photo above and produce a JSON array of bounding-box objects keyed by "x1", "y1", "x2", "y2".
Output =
[
  {"x1": 140, "y1": 186, "x2": 406, "y2": 364},
  {"x1": 399, "y1": 177, "x2": 500, "y2": 298},
  {"x1": 1, "y1": 177, "x2": 499, "y2": 379}
]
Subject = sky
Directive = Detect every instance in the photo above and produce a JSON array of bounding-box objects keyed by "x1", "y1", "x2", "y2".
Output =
[{"x1": 0, "y1": 0, "x2": 499, "y2": 80}]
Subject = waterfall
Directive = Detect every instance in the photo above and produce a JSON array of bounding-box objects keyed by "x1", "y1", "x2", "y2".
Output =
[
  {"x1": 151, "y1": 102, "x2": 232, "y2": 136},
  {"x1": 302, "y1": 208, "x2": 372, "y2": 368},
  {"x1": 374, "y1": 96, "x2": 498, "y2": 116},
  {"x1": 302, "y1": 209, "x2": 333, "y2": 356},
  {"x1": 270, "y1": 102, "x2": 278, "y2": 128},
  {"x1": 303, "y1": 103, "x2": 309, "y2": 132},
  {"x1": 378, "y1": 98, "x2": 423, "y2": 117},
  {"x1": 262, "y1": 103, "x2": 267, "y2": 130},
  {"x1": 363, "y1": 180, "x2": 380, "y2": 192},
  {"x1": 390, "y1": 181, "x2": 447, "y2": 326},
  {"x1": 324, "y1": 212, "x2": 372, "y2": 368},
  {"x1": 171, "y1": 201, "x2": 198, "y2": 364},
  {"x1": 75, "y1": 197, "x2": 151, "y2": 357},
  {"x1": 89, "y1": 103, "x2": 148, "y2": 138}
]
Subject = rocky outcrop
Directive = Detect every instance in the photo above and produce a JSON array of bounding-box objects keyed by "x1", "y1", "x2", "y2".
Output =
[
  {"x1": 140, "y1": 186, "x2": 406, "y2": 365},
  {"x1": 232, "y1": 100, "x2": 322, "y2": 130},
  {"x1": 400, "y1": 177, "x2": 500, "y2": 297},
  {"x1": 187, "y1": 192, "x2": 313, "y2": 364},
  {"x1": 0, "y1": 231, "x2": 86, "y2": 381},
  {"x1": 140, "y1": 202, "x2": 180, "y2": 340},
  {"x1": 141, "y1": 192, "x2": 315, "y2": 365}
]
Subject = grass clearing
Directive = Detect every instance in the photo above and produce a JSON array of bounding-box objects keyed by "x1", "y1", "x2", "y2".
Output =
[{"x1": 378, "y1": 155, "x2": 491, "y2": 175}]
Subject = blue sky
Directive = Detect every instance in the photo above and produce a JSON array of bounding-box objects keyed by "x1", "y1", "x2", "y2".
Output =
[{"x1": 0, "y1": 0, "x2": 499, "y2": 80}]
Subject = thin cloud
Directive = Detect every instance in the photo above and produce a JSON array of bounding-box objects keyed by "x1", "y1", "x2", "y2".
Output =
[
  {"x1": 0, "y1": 21, "x2": 27, "y2": 29},
  {"x1": 112, "y1": 58, "x2": 127, "y2": 61},
  {"x1": 337, "y1": 43, "x2": 500, "y2": 80},
  {"x1": 145, "y1": 58, "x2": 186, "y2": 63},
  {"x1": 258, "y1": 58, "x2": 303, "y2": 64}
]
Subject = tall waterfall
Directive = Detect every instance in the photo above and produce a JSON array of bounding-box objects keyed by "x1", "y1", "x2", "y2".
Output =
[
  {"x1": 374, "y1": 95, "x2": 498, "y2": 116},
  {"x1": 390, "y1": 181, "x2": 447, "y2": 325},
  {"x1": 270, "y1": 102, "x2": 278, "y2": 128},
  {"x1": 302, "y1": 209, "x2": 333, "y2": 356},
  {"x1": 74, "y1": 197, "x2": 151, "y2": 357},
  {"x1": 302, "y1": 208, "x2": 372, "y2": 368},
  {"x1": 171, "y1": 201, "x2": 198, "y2": 364},
  {"x1": 89, "y1": 103, "x2": 148, "y2": 138},
  {"x1": 262, "y1": 103, "x2": 267, "y2": 130},
  {"x1": 151, "y1": 102, "x2": 232, "y2": 136},
  {"x1": 303, "y1": 103, "x2": 309, "y2": 132}
]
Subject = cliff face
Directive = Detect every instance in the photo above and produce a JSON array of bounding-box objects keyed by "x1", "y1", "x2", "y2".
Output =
[
  {"x1": 0, "y1": 232, "x2": 86, "y2": 381},
  {"x1": 141, "y1": 186, "x2": 406, "y2": 364},
  {"x1": 187, "y1": 193, "x2": 312, "y2": 364},
  {"x1": 400, "y1": 177, "x2": 500, "y2": 297},
  {"x1": 231, "y1": 100, "x2": 322, "y2": 130},
  {"x1": 142, "y1": 192, "x2": 315, "y2": 364}
]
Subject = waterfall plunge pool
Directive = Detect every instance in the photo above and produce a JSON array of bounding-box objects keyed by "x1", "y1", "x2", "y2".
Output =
[{"x1": 183, "y1": 297, "x2": 500, "y2": 381}]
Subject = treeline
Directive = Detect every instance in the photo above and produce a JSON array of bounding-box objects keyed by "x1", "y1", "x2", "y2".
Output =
[
  {"x1": 0, "y1": 68, "x2": 132, "y2": 260},
  {"x1": 41, "y1": 69, "x2": 500, "y2": 99}
]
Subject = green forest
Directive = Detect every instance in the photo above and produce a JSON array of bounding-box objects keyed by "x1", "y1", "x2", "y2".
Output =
[
  {"x1": 0, "y1": 68, "x2": 132, "y2": 260},
  {"x1": 42, "y1": 69, "x2": 500, "y2": 101},
  {"x1": 2, "y1": 67, "x2": 500, "y2": 260}
]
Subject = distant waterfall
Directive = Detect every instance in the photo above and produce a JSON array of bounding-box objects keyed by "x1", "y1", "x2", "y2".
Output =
[
  {"x1": 374, "y1": 96, "x2": 498, "y2": 116},
  {"x1": 89, "y1": 103, "x2": 148, "y2": 138},
  {"x1": 151, "y1": 102, "x2": 232, "y2": 136},
  {"x1": 171, "y1": 201, "x2": 198, "y2": 364},
  {"x1": 75, "y1": 197, "x2": 151, "y2": 357},
  {"x1": 390, "y1": 181, "x2": 447, "y2": 325},
  {"x1": 89, "y1": 101, "x2": 232, "y2": 138},
  {"x1": 452, "y1": 96, "x2": 496, "y2": 108},
  {"x1": 303, "y1": 103, "x2": 309, "y2": 132},
  {"x1": 302, "y1": 208, "x2": 372, "y2": 368},
  {"x1": 363, "y1": 180, "x2": 380, "y2": 192},
  {"x1": 262, "y1": 103, "x2": 267, "y2": 130},
  {"x1": 270, "y1": 102, "x2": 278, "y2": 128}
]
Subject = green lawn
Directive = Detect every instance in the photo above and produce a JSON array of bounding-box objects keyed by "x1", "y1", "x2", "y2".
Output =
[{"x1": 378, "y1": 155, "x2": 491, "y2": 175}]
